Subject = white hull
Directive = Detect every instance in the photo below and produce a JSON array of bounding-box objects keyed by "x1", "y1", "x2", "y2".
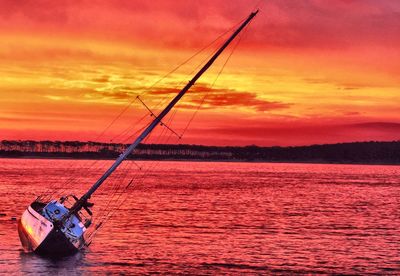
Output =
[
  {"x1": 18, "y1": 204, "x2": 54, "y2": 252},
  {"x1": 18, "y1": 201, "x2": 87, "y2": 256}
]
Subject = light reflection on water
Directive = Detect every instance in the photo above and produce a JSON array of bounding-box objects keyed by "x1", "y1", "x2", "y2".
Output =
[{"x1": 0, "y1": 159, "x2": 399, "y2": 274}]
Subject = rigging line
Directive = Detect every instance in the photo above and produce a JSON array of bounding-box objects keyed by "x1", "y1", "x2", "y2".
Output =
[
  {"x1": 148, "y1": 43, "x2": 220, "y2": 115},
  {"x1": 136, "y1": 96, "x2": 153, "y2": 114},
  {"x1": 97, "y1": 159, "x2": 134, "y2": 213},
  {"x1": 92, "y1": 157, "x2": 143, "y2": 236},
  {"x1": 105, "y1": 161, "x2": 130, "y2": 199},
  {"x1": 94, "y1": 114, "x2": 176, "y2": 233},
  {"x1": 138, "y1": 17, "x2": 246, "y2": 99},
  {"x1": 95, "y1": 97, "x2": 138, "y2": 141},
  {"x1": 46, "y1": 162, "x2": 86, "y2": 199},
  {"x1": 66, "y1": 124, "x2": 141, "y2": 187},
  {"x1": 129, "y1": 130, "x2": 175, "y2": 198},
  {"x1": 128, "y1": 124, "x2": 175, "y2": 193},
  {"x1": 92, "y1": 16, "x2": 246, "y2": 149},
  {"x1": 91, "y1": 168, "x2": 151, "y2": 238},
  {"x1": 43, "y1": 158, "x2": 90, "y2": 198},
  {"x1": 109, "y1": 158, "x2": 136, "y2": 198},
  {"x1": 145, "y1": 76, "x2": 188, "y2": 121},
  {"x1": 140, "y1": 17, "x2": 246, "y2": 117},
  {"x1": 120, "y1": 119, "x2": 152, "y2": 145},
  {"x1": 94, "y1": 160, "x2": 133, "y2": 224},
  {"x1": 72, "y1": 24, "x2": 236, "y2": 201},
  {"x1": 42, "y1": 16, "x2": 239, "y2": 198},
  {"x1": 91, "y1": 18, "x2": 252, "y2": 229},
  {"x1": 158, "y1": 46, "x2": 221, "y2": 132},
  {"x1": 161, "y1": 92, "x2": 182, "y2": 142},
  {"x1": 187, "y1": 43, "x2": 221, "y2": 78},
  {"x1": 109, "y1": 113, "x2": 149, "y2": 143},
  {"x1": 90, "y1": 176, "x2": 120, "y2": 226},
  {"x1": 53, "y1": 150, "x2": 113, "y2": 198},
  {"x1": 65, "y1": 106, "x2": 151, "y2": 186},
  {"x1": 66, "y1": 153, "x2": 112, "y2": 193},
  {"x1": 125, "y1": 16, "x2": 246, "y2": 146},
  {"x1": 180, "y1": 28, "x2": 245, "y2": 138},
  {"x1": 138, "y1": 96, "x2": 182, "y2": 139},
  {"x1": 65, "y1": 110, "x2": 149, "y2": 190},
  {"x1": 63, "y1": 155, "x2": 108, "y2": 188},
  {"x1": 86, "y1": 14, "x2": 257, "y2": 241},
  {"x1": 60, "y1": 152, "x2": 109, "y2": 192},
  {"x1": 138, "y1": 47, "x2": 218, "y2": 137},
  {"x1": 94, "y1": 130, "x2": 176, "y2": 237},
  {"x1": 43, "y1": 70, "x2": 178, "y2": 195},
  {"x1": 153, "y1": 26, "x2": 240, "y2": 142}
]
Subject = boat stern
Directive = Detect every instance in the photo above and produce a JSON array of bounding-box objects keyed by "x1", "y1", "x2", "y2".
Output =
[
  {"x1": 18, "y1": 199, "x2": 88, "y2": 256},
  {"x1": 17, "y1": 203, "x2": 54, "y2": 253}
]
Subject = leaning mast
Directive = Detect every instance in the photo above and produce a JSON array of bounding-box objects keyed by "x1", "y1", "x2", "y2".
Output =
[{"x1": 69, "y1": 10, "x2": 259, "y2": 215}]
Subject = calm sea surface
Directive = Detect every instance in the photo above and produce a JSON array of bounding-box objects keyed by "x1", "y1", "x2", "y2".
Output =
[{"x1": 0, "y1": 159, "x2": 399, "y2": 274}]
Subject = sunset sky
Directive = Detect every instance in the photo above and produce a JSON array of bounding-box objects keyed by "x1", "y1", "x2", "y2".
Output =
[{"x1": 0, "y1": 0, "x2": 399, "y2": 146}]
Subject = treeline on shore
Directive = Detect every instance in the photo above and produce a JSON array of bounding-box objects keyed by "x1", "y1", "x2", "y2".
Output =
[{"x1": 0, "y1": 140, "x2": 399, "y2": 164}]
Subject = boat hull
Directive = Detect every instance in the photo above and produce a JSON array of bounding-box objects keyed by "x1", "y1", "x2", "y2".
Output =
[
  {"x1": 35, "y1": 227, "x2": 79, "y2": 256},
  {"x1": 18, "y1": 204, "x2": 54, "y2": 253},
  {"x1": 18, "y1": 201, "x2": 83, "y2": 256}
]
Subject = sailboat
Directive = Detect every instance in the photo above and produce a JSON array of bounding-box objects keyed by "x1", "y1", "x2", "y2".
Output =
[{"x1": 17, "y1": 10, "x2": 259, "y2": 256}]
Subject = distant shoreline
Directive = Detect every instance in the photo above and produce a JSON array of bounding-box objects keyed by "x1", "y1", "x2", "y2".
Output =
[
  {"x1": 1, "y1": 156, "x2": 399, "y2": 166},
  {"x1": 1, "y1": 140, "x2": 399, "y2": 165}
]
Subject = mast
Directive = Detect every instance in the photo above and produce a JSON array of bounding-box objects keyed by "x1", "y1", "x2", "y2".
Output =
[{"x1": 68, "y1": 10, "x2": 259, "y2": 215}]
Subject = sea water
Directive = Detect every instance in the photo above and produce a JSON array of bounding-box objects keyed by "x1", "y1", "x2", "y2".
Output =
[{"x1": 0, "y1": 159, "x2": 399, "y2": 274}]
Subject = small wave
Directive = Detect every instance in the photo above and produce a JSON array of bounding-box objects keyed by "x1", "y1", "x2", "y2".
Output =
[
  {"x1": 200, "y1": 262, "x2": 330, "y2": 274},
  {"x1": 101, "y1": 261, "x2": 145, "y2": 267}
]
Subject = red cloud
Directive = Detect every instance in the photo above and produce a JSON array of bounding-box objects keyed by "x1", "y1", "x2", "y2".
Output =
[
  {"x1": 89, "y1": 84, "x2": 290, "y2": 112},
  {"x1": 191, "y1": 91, "x2": 289, "y2": 112},
  {"x1": 146, "y1": 84, "x2": 290, "y2": 112}
]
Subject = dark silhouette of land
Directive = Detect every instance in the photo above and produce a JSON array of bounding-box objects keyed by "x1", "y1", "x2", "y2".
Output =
[{"x1": 0, "y1": 140, "x2": 399, "y2": 165}]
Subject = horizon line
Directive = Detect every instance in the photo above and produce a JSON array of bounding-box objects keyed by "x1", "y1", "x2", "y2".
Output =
[{"x1": 1, "y1": 139, "x2": 399, "y2": 149}]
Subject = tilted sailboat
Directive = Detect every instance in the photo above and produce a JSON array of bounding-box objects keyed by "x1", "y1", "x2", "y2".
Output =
[{"x1": 18, "y1": 10, "x2": 259, "y2": 256}]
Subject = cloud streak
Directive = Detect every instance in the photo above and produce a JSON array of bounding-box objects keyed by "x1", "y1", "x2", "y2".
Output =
[{"x1": 88, "y1": 84, "x2": 291, "y2": 112}]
